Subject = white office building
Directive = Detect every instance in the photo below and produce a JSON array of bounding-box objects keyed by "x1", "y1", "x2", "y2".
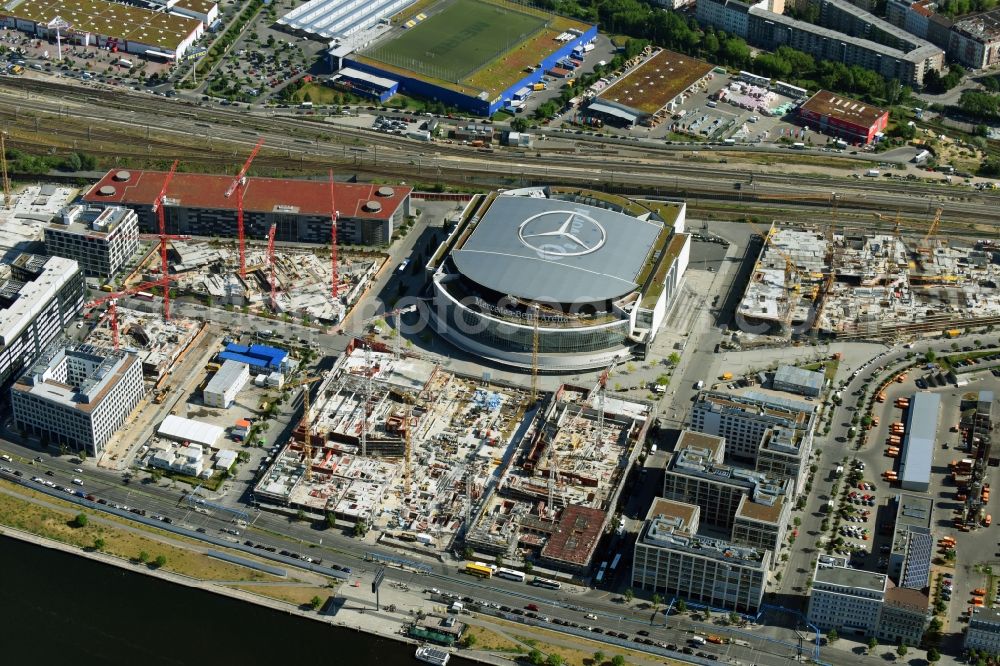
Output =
[
  {"x1": 203, "y1": 359, "x2": 249, "y2": 409},
  {"x1": 808, "y1": 556, "x2": 887, "y2": 635},
  {"x1": 0, "y1": 254, "x2": 86, "y2": 387},
  {"x1": 46, "y1": 205, "x2": 139, "y2": 279},
  {"x1": 807, "y1": 557, "x2": 929, "y2": 644},
  {"x1": 11, "y1": 342, "x2": 144, "y2": 458},
  {"x1": 632, "y1": 498, "x2": 771, "y2": 612},
  {"x1": 689, "y1": 390, "x2": 816, "y2": 494}
]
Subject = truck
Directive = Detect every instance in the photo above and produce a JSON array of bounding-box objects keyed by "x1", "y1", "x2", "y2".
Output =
[
  {"x1": 720, "y1": 372, "x2": 733, "y2": 381},
  {"x1": 707, "y1": 635, "x2": 725, "y2": 645},
  {"x1": 689, "y1": 636, "x2": 707, "y2": 645},
  {"x1": 299, "y1": 101, "x2": 313, "y2": 109},
  {"x1": 532, "y1": 83, "x2": 546, "y2": 91},
  {"x1": 695, "y1": 380, "x2": 705, "y2": 390},
  {"x1": 945, "y1": 329, "x2": 961, "y2": 338},
  {"x1": 865, "y1": 169, "x2": 880, "y2": 177}
]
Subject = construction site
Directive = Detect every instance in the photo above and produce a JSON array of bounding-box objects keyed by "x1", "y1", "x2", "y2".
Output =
[
  {"x1": 735, "y1": 214, "x2": 1000, "y2": 341},
  {"x1": 254, "y1": 340, "x2": 534, "y2": 546},
  {"x1": 466, "y1": 382, "x2": 652, "y2": 573},
  {"x1": 252, "y1": 341, "x2": 651, "y2": 571},
  {"x1": 141, "y1": 239, "x2": 385, "y2": 324}
]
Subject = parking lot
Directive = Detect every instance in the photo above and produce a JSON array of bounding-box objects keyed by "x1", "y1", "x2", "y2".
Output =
[{"x1": 843, "y1": 352, "x2": 1000, "y2": 641}]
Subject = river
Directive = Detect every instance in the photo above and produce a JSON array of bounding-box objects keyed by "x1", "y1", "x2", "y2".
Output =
[{"x1": 0, "y1": 534, "x2": 474, "y2": 665}]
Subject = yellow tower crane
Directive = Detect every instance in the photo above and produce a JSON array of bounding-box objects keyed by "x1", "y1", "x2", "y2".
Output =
[
  {"x1": 287, "y1": 375, "x2": 324, "y2": 480},
  {"x1": 923, "y1": 207, "x2": 943, "y2": 245}
]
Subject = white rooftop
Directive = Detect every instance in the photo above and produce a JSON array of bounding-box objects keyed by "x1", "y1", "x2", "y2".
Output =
[{"x1": 157, "y1": 414, "x2": 224, "y2": 448}]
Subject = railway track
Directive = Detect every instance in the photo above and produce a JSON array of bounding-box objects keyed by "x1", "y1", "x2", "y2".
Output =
[{"x1": 3, "y1": 77, "x2": 1000, "y2": 227}]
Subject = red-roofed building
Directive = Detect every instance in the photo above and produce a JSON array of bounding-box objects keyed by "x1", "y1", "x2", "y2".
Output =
[
  {"x1": 81, "y1": 169, "x2": 412, "y2": 245},
  {"x1": 798, "y1": 90, "x2": 889, "y2": 145}
]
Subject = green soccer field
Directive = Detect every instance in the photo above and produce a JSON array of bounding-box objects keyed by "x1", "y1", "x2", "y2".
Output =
[{"x1": 364, "y1": 0, "x2": 547, "y2": 83}]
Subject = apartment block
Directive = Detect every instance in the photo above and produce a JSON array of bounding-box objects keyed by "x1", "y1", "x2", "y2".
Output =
[
  {"x1": 818, "y1": 0, "x2": 931, "y2": 52},
  {"x1": 11, "y1": 342, "x2": 144, "y2": 458},
  {"x1": 966, "y1": 608, "x2": 1000, "y2": 652},
  {"x1": 46, "y1": 205, "x2": 139, "y2": 279},
  {"x1": 878, "y1": 587, "x2": 931, "y2": 645},
  {"x1": 662, "y1": 431, "x2": 790, "y2": 557},
  {"x1": 632, "y1": 498, "x2": 770, "y2": 612},
  {"x1": 688, "y1": 390, "x2": 815, "y2": 494},
  {"x1": 0, "y1": 254, "x2": 86, "y2": 388},
  {"x1": 949, "y1": 11, "x2": 1000, "y2": 69},
  {"x1": 743, "y1": 7, "x2": 944, "y2": 86}
]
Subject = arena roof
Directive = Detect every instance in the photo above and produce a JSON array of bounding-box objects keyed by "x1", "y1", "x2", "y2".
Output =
[
  {"x1": 82, "y1": 170, "x2": 410, "y2": 221},
  {"x1": 451, "y1": 194, "x2": 662, "y2": 303}
]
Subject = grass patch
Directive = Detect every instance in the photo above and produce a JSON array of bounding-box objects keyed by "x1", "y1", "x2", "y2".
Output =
[
  {"x1": 0, "y1": 480, "x2": 279, "y2": 582},
  {"x1": 801, "y1": 358, "x2": 839, "y2": 381},
  {"x1": 228, "y1": 583, "x2": 333, "y2": 607},
  {"x1": 463, "y1": 625, "x2": 527, "y2": 652},
  {"x1": 292, "y1": 82, "x2": 340, "y2": 106},
  {"x1": 941, "y1": 348, "x2": 999, "y2": 369}
]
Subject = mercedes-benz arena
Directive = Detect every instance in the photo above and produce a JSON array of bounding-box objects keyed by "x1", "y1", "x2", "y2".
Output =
[{"x1": 428, "y1": 187, "x2": 690, "y2": 372}]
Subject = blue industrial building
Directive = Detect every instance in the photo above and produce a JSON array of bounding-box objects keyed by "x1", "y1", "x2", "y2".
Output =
[
  {"x1": 337, "y1": 24, "x2": 598, "y2": 116},
  {"x1": 331, "y1": 67, "x2": 400, "y2": 104},
  {"x1": 218, "y1": 344, "x2": 289, "y2": 374}
]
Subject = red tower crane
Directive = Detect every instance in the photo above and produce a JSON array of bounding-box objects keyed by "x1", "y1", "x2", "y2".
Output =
[
  {"x1": 328, "y1": 169, "x2": 339, "y2": 300},
  {"x1": 150, "y1": 159, "x2": 182, "y2": 320},
  {"x1": 84, "y1": 277, "x2": 175, "y2": 350},
  {"x1": 266, "y1": 222, "x2": 277, "y2": 312},
  {"x1": 224, "y1": 138, "x2": 264, "y2": 280}
]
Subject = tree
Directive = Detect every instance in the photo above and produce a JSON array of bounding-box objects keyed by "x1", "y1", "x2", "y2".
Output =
[
  {"x1": 925, "y1": 350, "x2": 936, "y2": 363},
  {"x1": 529, "y1": 649, "x2": 545, "y2": 666},
  {"x1": 153, "y1": 554, "x2": 167, "y2": 568},
  {"x1": 93, "y1": 538, "x2": 105, "y2": 551},
  {"x1": 326, "y1": 512, "x2": 337, "y2": 529},
  {"x1": 138, "y1": 551, "x2": 149, "y2": 563},
  {"x1": 611, "y1": 656, "x2": 626, "y2": 666},
  {"x1": 667, "y1": 352, "x2": 681, "y2": 365},
  {"x1": 927, "y1": 647, "x2": 940, "y2": 662},
  {"x1": 897, "y1": 643, "x2": 908, "y2": 657},
  {"x1": 729, "y1": 612, "x2": 740, "y2": 625},
  {"x1": 593, "y1": 651, "x2": 606, "y2": 666},
  {"x1": 652, "y1": 593, "x2": 662, "y2": 609},
  {"x1": 309, "y1": 595, "x2": 323, "y2": 610},
  {"x1": 462, "y1": 633, "x2": 478, "y2": 648},
  {"x1": 793, "y1": 517, "x2": 802, "y2": 527},
  {"x1": 511, "y1": 117, "x2": 530, "y2": 132},
  {"x1": 73, "y1": 513, "x2": 88, "y2": 528},
  {"x1": 676, "y1": 598, "x2": 687, "y2": 613},
  {"x1": 462, "y1": 546, "x2": 474, "y2": 560},
  {"x1": 623, "y1": 588, "x2": 634, "y2": 603},
  {"x1": 827, "y1": 629, "x2": 838, "y2": 644},
  {"x1": 494, "y1": 553, "x2": 504, "y2": 567},
  {"x1": 353, "y1": 521, "x2": 368, "y2": 537},
  {"x1": 524, "y1": 560, "x2": 534, "y2": 573},
  {"x1": 546, "y1": 655, "x2": 564, "y2": 666},
  {"x1": 295, "y1": 509, "x2": 306, "y2": 522},
  {"x1": 867, "y1": 637, "x2": 879, "y2": 652}
]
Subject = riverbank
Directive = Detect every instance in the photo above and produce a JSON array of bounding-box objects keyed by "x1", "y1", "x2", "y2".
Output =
[{"x1": 0, "y1": 494, "x2": 678, "y2": 666}]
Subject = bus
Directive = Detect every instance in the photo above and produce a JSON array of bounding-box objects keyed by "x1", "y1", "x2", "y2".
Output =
[
  {"x1": 397, "y1": 259, "x2": 410, "y2": 273},
  {"x1": 595, "y1": 561, "x2": 608, "y2": 583},
  {"x1": 609, "y1": 553, "x2": 622, "y2": 571},
  {"x1": 532, "y1": 576, "x2": 562, "y2": 590},
  {"x1": 134, "y1": 291, "x2": 155, "y2": 301},
  {"x1": 496, "y1": 567, "x2": 526, "y2": 582},
  {"x1": 465, "y1": 562, "x2": 494, "y2": 578}
]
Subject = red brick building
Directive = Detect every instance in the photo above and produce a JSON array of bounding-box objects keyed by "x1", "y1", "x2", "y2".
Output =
[{"x1": 798, "y1": 90, "x2": 889, "y2": 145}]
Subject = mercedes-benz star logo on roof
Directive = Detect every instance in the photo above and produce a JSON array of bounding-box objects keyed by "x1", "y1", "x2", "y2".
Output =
[{"x1": 517, "y1": 210, "x2": 606, "y2": 258}]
